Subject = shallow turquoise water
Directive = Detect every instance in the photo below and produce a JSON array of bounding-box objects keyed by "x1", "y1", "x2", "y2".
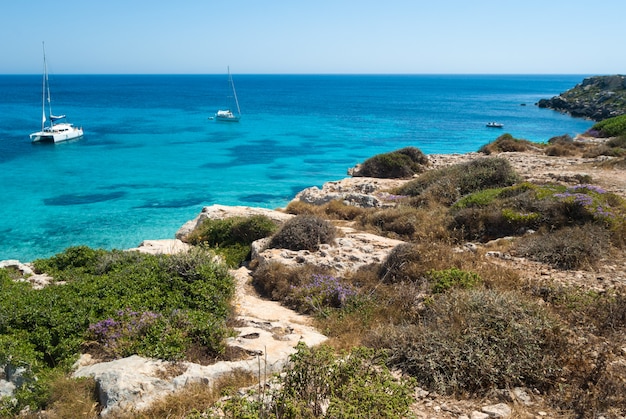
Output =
[{"x1": 0, "y1": 74, "x2": 594, "y2": 261}]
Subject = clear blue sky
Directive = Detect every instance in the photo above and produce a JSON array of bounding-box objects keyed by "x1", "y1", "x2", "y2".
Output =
[{"x1": 2, "y1": 0, "x2": 624, "y2": 74}]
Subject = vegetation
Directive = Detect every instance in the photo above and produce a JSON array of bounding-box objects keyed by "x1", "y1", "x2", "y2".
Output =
[
  {"x1": 216, "y1": 343, "x2": 417, "y2": 418},
  {"x1": 366, "y1": 288, "x2": 568, "y2": 395},
  {"x1": 269, "y1": 214, "x2": 337, "y2": 251},
  {"x1": 590, "y1": 114, "x2": 626, "y2": 138},
  {"x1": 0, "y1": 246, "x2": 234, "y2": 416},
  {"x1": 478, "y1": 133, "x2": 537, "y2": 154},
  {"x1": 352, "y1": 146, "x2": 428, "y2": 178},
  {"x1": 185, "y1": 214, "x2": 278, "y2": 266},
  {"x1": 396, "y1": 157, "x2": 520, "y2": 206}
]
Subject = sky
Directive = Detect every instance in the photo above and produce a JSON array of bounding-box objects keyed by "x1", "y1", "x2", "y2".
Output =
[{"x1": 1, "y1": 0, "x2": 625, "y2": 75}]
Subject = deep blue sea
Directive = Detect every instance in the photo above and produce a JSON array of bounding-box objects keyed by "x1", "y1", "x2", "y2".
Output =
[{"x1": 0, "y1": 74, "x2": 594, "y2": 262}]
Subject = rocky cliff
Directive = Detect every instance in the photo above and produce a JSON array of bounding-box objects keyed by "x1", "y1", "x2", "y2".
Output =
[{"x1": 537, "y1": 74, "x2": 626, "y2": 121}]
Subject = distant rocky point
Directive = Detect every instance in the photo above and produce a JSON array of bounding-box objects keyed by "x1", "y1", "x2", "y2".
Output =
[{"x1": 537, "y1": 74, "x2": 626, "y2": 121}]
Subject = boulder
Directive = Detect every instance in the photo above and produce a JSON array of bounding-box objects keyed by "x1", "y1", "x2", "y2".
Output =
[
  {"x1": 291, "y1": 177, "x2": 408, "y2": 208},
  {"x1": 252, "y1": 226, "x2": 405, "y2": 276},
  {"x1": 127, "y1": 239, "x2": 191, "y2": 255}
]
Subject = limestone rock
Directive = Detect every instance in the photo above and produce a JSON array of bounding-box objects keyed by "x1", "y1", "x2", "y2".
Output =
[
  {"x1": 127, "y1": 239, "x2": 191, "y2": 255},
  {"x1": 0, "y1": 260, "x2": 52, "y2": 289},
  {"x1": 291, "y1": 177, "x2": 407, "y2": 208},
  {"x1": 252, "y1": 226, "x2": 405, "y2": 276},
  {"x1": 481, "y1": 402, "x2": 512, "y2": 418}
]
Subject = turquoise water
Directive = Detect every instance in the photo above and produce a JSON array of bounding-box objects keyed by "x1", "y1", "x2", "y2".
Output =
[{"x1": 0, "y1": 74, "x2": 594, "y2": 262}]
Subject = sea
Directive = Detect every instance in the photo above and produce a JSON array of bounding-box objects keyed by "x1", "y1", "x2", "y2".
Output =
[{"x1": 0, "y1": 74, "x2": 594, "y2": 262}]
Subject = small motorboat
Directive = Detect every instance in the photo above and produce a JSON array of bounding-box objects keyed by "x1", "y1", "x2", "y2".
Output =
[{"x1": 486, "y1": 122, "x2": 504, "y2": 128}]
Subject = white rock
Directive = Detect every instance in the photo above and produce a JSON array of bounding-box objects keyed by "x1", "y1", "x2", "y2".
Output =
[
  {"x1": 127, "y1": 239, "x2": 191, "y2": 255},
  {"x1": 481, "y1": 403, "x2": 512, "y2": 417}
]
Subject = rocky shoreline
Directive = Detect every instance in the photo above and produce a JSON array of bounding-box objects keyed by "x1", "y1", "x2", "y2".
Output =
[
  {"x1": 2, "y1": 138, "x2": 626, "y2": 417},
  {"x1": 537, "y1": 74, "x2": 626, "y2": 121}
]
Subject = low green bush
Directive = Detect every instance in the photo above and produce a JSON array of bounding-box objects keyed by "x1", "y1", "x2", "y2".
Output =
[
  {"x1": 450, "y1": 182, "x2": 626, "y2": 242},
  {"x1": 591, "y1": 114, "x2": 626, "y2": 137},
  {"x1": 428, "y1": 267, "x2": 482, "y2": 293},
  {"x1": 353, "y1": 146, "x2": 428, "y2": 178},
  {"x1": 0, "y1": 246, "x2": 235, "y2": 415},
  {"x1": 252, "y1": 262, "x2": 337, "y2": 310},
  {"x1": 269, "y1": 214, "x2": 336, "y2": 251},
  {"x1": 218, "y1": 343, "x2": 417, "y2": 418},
  {"x1": 185, "y1": 215, "x2": 277, "y2": 266}
]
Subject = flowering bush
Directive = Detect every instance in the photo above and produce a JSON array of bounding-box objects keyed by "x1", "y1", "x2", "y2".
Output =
[
  {"x1": 289, "y1": 274, "x2": 357, "y2": 314},
  {"x1": 87, "y1": 308, "x2": 188, "y2": 360},
  {"x1": 554, "y1": 184, "x2": 618, "y2": 222}
]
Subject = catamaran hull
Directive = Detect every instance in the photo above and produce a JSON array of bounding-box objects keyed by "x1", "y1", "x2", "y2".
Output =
[
  {"x1": 215, "y1": 115, "x2": 240, "y2": 122},
  {"x1": 30, "y1": 127, "x2": 84, "y2": 143}
]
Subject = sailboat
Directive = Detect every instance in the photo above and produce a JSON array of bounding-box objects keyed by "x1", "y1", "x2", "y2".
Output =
[
  {"x1": 214, "y1": 67, "x2": 241, "y2": 122},
  {"x1": 30, "y1": 42, "x2": 83, "y2": 143}
]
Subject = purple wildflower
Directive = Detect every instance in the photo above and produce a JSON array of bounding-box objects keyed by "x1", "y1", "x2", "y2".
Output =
[{"x1": 570, "y1": 184, "x2": 606, "y2": 194}]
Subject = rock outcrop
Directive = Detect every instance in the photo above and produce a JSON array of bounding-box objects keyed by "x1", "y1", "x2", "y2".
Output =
[
  {"x1": 537, "y1": 75, "x2": 626, "y2": 121},
  {"x1": 291, "y1": 177, "x2": 407, "y2": 208}
]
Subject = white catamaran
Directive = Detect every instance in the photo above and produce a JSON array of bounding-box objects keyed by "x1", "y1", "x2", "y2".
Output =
[
  {"x1": 214, "y1": 67, "x2": 241, "y2": 122},
  {"x1": 30, "y1": 42, "x2": 83, "y2": 143}
]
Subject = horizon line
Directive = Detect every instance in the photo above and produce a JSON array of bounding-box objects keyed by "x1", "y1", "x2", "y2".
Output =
[{"x1": 0, "y1": 72, "x2": 607, "y2": 76}]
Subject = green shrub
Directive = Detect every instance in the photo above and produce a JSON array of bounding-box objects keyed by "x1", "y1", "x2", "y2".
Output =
[
  {"x1": 0, "y1": 246, "x2": 236, "y2": 413},
  {"x1": 288, "y1": 274, "x2": 358, "y2": 315},
  {"x1": 428, "y1": 267, "x2": 482, "y2": 293},
  {"x1": 514, "y1": 224, "x2": 610, "y2": 269},
  {"x1": 353, "y1": 146, "x2": 428, "y2": 178},
  {"x1": 591, "y1": 114, "x2": 626, "y2": 137},
  {"x1": 450, "y1": 182, "x2": 626, "y2": 242},
  {"x1": 185, "y1": 215, "x2": 277, "y2": 266},
  {"x1": 219, "y1": 343, "x2": 416, "y2": 418},
  {"x1": 186, "y1": 215, "x2": 277, "y2": 248},
  {"x1": 32, "y1": 245, "x2": 103, "y2": 275},
  {"x1": 397, "y1": 157, "x2": 520, "y2": 206},
  {"x1": 366, "y1": 288, "x2": 567, "y2": 396},
  {"x1": 269, "y1": 214, "x2": 336, "y2": 251}
]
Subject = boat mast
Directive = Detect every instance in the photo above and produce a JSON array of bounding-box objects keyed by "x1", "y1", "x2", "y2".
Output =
[
  {"x1": 40, "y1": 42, "x2": 47, "y2": 131},
  {"x1": 228, "y1": 66, "x2": 241, "y2": 116}
]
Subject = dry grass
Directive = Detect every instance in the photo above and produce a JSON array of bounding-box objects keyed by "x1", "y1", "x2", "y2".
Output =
[
  {"x1": 28, "y1": 376, "x2": 100, "y2": 419},
  {"x1": 120, "y1": 369, "x2": 257, "y2": 419},
  {"x1": 357, "y1": 203, "x2": 452, "y2": 242},
  {"x1": 478, "y1": 133, "x2": 538, "y2": 154}
]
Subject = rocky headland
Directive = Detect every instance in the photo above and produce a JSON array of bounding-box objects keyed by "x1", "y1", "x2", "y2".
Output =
[
  {"x1": 2, "y1": 134, "x2": 626, "y2": 418},
  {"x1": 537, "y1": 74, "x2": 626, "y2": 121}
]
